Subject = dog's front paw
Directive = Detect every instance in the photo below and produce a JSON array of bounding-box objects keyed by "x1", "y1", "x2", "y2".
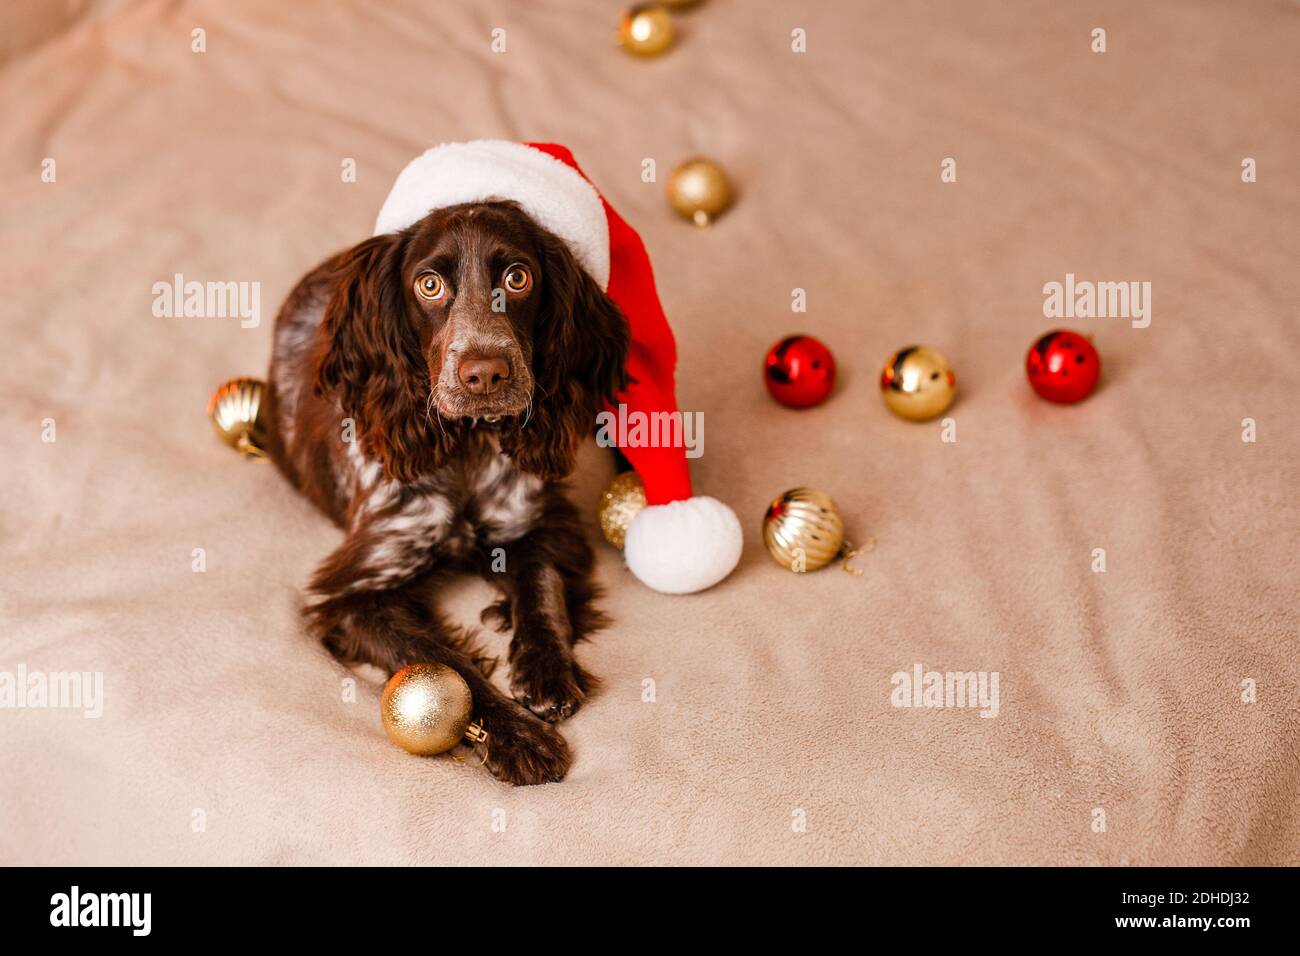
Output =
[
  {"x1": 508, "y1": 644, "x2": 594, "y2": 723},
  {"x1": 482, "y1": 705, "x2": 572, "y2": 786}
]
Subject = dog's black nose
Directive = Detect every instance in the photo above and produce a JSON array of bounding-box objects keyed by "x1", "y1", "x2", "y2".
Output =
[{"x1": 458, "y1": 355, "x2": 511, "y2": 395}]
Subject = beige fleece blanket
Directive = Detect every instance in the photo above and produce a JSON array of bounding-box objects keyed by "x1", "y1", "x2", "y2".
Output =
[{"x1": 2, "y1": 0, "x2": 1297, "y2": 866}]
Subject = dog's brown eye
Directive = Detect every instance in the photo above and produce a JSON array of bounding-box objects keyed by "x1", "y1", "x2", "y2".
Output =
[
  {"x1": 414, "y1": 272, "x2": 446, "y2": 301},
  {"x1": 503, "y1": 264, "x2": 531, "y2": 295}
]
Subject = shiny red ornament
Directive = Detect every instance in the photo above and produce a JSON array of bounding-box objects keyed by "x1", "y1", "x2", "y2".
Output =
[
  {"x1": 763, "y1": 335, "x2": 836, "y2": 408},
  {"x1": 1026, "y1": 330, "x2": 1101, "y2": 404}
]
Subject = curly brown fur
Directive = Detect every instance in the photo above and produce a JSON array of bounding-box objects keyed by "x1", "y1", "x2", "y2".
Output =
[{"x1": 265, "y1": 201, "x2": 628, "y2": 785}]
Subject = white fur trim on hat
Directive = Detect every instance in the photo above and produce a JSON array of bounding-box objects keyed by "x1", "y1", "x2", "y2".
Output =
[
  {"x1": 623, "y1": 496, "x2": 743, "y2": 595},
  {"x1": 374, "y1": 140, "x2": 611, "y2": 288}
]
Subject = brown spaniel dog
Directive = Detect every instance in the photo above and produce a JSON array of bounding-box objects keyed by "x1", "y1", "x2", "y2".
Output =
[{"x1": 265, "y1": 200, "x2": 628, "y2": 785}]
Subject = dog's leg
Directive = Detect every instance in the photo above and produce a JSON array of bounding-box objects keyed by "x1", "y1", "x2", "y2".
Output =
[
  {"x1": 307, "y1": 528, "x2": 571, "y2": 786},
  {"x1": 487, "y1": 493, "x2": 607, "y2": 723}
]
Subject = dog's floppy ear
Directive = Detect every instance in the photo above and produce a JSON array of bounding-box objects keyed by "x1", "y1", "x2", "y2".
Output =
[
  {"x1": 315, "y1": 233, "x2": 456, "y2": 482},
  {"x1": 503, "y1": 230, "x2": 630, "y2": 480}
]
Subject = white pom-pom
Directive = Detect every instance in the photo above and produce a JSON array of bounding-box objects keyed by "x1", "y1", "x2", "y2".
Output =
[{"x1": 623, "y1": 496, "x2": 742, "y2": 594}]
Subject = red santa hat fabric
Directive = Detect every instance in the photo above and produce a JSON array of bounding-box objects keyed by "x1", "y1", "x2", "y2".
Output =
[{"x1": 373, "y1": 140, "x2": 742, "y2": 594}]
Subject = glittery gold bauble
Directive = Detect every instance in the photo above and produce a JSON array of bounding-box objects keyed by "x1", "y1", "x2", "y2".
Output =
[
  {"x1": 619, "y1": 4, "x2": 675, "y2": 57},
  {"x1": 667, "y1": 157, "x2": 734, "y2": 227},
  {"x1": 763, "y1": 488, "x2": 845, "y2": 572},
  {"x1": 598, "y1": 471, "x2": 647, "y2": 549},
  {"x1": 207, "y1": 376, "x2": 269, "y2": 457},
  {"x1": 380, "y1": 663, "x2": 474, "y2": 756},
  {"x1": 879, "y1": 346, "x2": 957, "y2": 421}
]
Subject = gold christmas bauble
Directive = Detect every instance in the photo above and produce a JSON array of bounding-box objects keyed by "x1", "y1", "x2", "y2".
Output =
[
  {"x1": 619, "y1": 4, "x2": 675, "y2": 57},
  {"x1": 207, "y1": 376, "x2": 269, "y2": 456},
  {"x1": 879, "y1": 346, "x2": 956, "y2": 421},
  {"x1": 598, "y1": 471, "x2": 647, "y2": 549},
  {"x1": 763, "y1": 488, "x2": 844, "y2": 572},
  {"x1": 667, "y1": 157, "x2": 734, "y2": 227},
  {"x1": 380, "y1": 663, "x2": 473, "y2": 756}
]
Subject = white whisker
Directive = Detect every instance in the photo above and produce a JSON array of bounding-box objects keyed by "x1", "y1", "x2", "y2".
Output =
[
  {"x1": 523, "y1": 381, "x2": 549, "y2": 430},
  {"x1": 426, "y1": 389, "x2": 449, "y2": 443}
]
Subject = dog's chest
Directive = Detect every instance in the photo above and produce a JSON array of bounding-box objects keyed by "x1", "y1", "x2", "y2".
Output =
[
  {"x1": 462, "y1": 448, "x2": 544, "y2": 545},
  {"x1": 348, "y1": 440, "x2": 542, "y2": 553}
]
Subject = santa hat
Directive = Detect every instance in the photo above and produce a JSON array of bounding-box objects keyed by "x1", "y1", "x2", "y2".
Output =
[{"x1": 373, "y1": 140, "x2": 742, "y2": 594}]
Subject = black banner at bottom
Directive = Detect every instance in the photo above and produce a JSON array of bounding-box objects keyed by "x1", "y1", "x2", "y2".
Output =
[{"x1": 0, "y1": 866, "x2": 1280, "y2": 939}]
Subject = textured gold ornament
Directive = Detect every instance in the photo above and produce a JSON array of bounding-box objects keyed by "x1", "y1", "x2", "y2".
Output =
[
  {"x1": 620, "y1": 4, "x2": 675, "y2": 57},
  {"x1": 207, "y1": 376, "x2": 269, "y2": 457},
  {"x1": 598, "y1": 471, "x2": 648, "y2": 549},
  {"x1": 880, "y1": 346, "x2": 957, "y2": 421},
  {"x1": 667, "y1": 157, "x2": 734, "y2": 227},
  {"x1": 763, "y1": 488, "x2": 845, "y2": 572},
  {"x1": 380, "y1": 663, "x2": 483, "y2": 756}
]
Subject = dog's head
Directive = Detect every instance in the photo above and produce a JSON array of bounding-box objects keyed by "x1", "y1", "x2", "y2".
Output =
[{"x1": 315, "y1": 201, "x2": 629, "y2": 482}]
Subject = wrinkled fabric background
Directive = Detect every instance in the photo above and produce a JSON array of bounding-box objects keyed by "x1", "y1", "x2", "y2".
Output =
[{"x1": 1, "y1": 0, "x2": 1297, "y2": 865}]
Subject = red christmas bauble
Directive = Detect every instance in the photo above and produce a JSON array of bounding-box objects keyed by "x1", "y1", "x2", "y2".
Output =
[
  {"x1": 1026, "y1": 330, "x2": 1101, "y2": 404},
  {"x1": 764, "y1": 335, "x2": 836, "y2": 408}
]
